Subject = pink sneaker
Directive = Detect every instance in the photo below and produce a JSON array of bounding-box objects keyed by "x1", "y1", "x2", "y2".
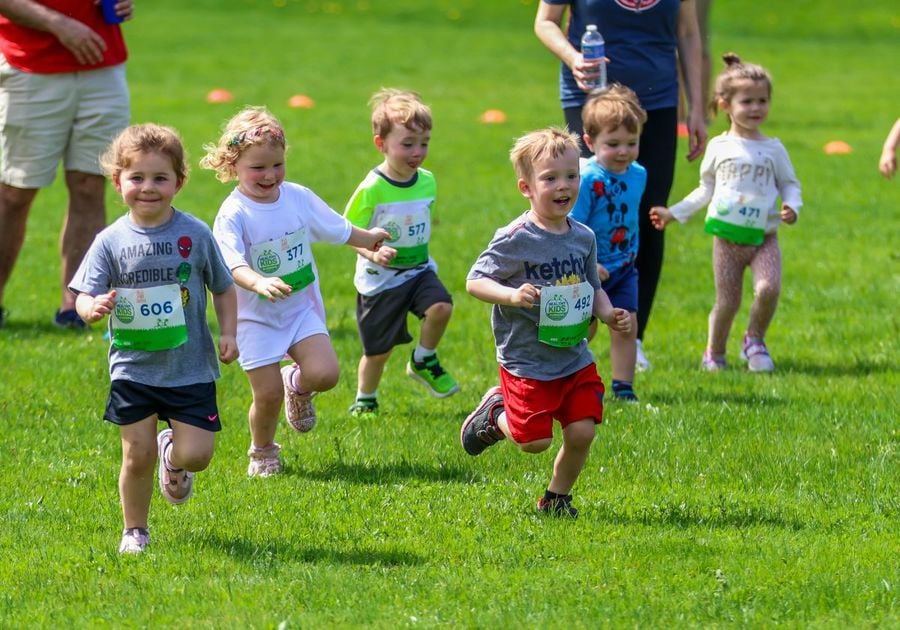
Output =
[
  {"x1": 701, "y1": 350, "x2": 727, "y2": 372},
  {"x1": 741, "y1": 335, "x2": 775, "y2": 372},
  {"x1": 282, "y1": 364, "x2": 316, "y2": 432},
  {"x1": 247, "y1": 442, "x2": 282, "y2": 477},
  {"x1": 118, "y1": 527, "x2": 149, "y2": 554},
  {"x1": 157, "y1": 428, "x2": 194, "y2": 505}
]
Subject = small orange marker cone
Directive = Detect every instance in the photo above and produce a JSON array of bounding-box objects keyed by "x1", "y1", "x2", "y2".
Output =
[
  {"x1": 288, "y1": 94, "x2": 315, "y2": 109},
  {"x1": 206, "y1": 89, "x2": 233, "y2": 104},
  {"x1": 823, "y1": 140, "x2": 852, "y2": 155},
  {"x1": 677, "y1": 122, "x2": 689, "y2": 138},
  {"x1": 480, "y1": 109, "x2": 507, "y2": 124}
]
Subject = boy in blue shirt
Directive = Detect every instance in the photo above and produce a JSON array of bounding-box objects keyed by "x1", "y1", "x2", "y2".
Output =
[{"x1": 570, "y1": 84, "x2": 647, "y2": 401}]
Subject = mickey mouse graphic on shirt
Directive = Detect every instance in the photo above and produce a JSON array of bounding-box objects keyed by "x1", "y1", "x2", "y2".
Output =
[{"x1": 591, "y1": 178, "x2": 636, "y2": 257}]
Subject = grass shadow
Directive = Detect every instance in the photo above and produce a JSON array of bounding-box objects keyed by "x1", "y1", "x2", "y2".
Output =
[
  {"x1": 290, "y1": 459, "x2": 476, "y2": 485},
  {"x1": 590, "y1": 498, "x2": 806, "y2": 530},
  {"x1": 777, "y1": 358, "x2": 898, "y2": 377},
  {"x1": 651, "y1": 391, "x2": 789, "y2": 407},
  {"x1": 197, "y1": 531, "x2": 424, "y2": 567}
]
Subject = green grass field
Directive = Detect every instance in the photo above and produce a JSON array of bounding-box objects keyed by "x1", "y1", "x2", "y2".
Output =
[{"x1": 0, "y1": 0, "x2": 897, "y2": 626}]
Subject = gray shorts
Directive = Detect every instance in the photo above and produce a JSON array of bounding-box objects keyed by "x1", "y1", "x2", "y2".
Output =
[
  {"x1": 356, "y1": 270, "x2": 452, "y2": 356},
  {"x1": 0, "y1": 58, "x2": 130, "y2": 187}
]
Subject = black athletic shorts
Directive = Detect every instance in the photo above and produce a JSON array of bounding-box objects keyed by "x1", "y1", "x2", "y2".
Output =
[{"x1": 104, "y1": 380, "x2": 222, "y2": 432}]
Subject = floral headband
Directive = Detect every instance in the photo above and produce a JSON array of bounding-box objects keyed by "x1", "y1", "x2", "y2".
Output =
[{"x1": 229, "y1": 125, "x2": 285, "y2": 147}]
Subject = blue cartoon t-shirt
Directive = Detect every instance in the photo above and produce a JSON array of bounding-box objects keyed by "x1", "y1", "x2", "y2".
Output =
[{"x1": 570, "y1": 158, "x2": 646, "y2": 274}]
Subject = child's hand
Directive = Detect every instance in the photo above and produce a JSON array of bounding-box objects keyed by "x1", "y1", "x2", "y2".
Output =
[
  {"x1": 880, "y1": 151, "x2": 897, "y2": 179},
  {"x1": 510, "y1": 283, "x2": 539, "y2": 308},
  {"x1": 596, "y1": 263, "x2": 610, "y2": 282},
  {"x1": 649, "y1": 206, "x2": 673, "y2": 231},
  {"x1": 780, "y1": 204, "x2": 798, "y2": 224},
  {"x1": 372, "y1": 245, "x2": 397, "y2": 266},
  {"x1": 218, "y1": 334, "x2": 239, "y2": 364},
  {"x1": 254, "y1": 276, "x2": 292, "y2": 302},
  {"x1": 84, "y1": 290, "x2": 117, "y2": 323},
  {"x1": 603, "y1": 307, "x2": 631, "y2": 333},
  {"x1": 366, "y1": 227, "x2": 391, "y2": 252}
]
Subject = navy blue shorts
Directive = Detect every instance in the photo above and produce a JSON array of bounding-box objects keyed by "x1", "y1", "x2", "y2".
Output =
[
  {"x1": 104, "y1": 380, "x2": 222, "y2": 432},
  {"x1": 356, "y1": 270, "x2": 452, "y2": 356},
  {"x1": 602, "y1": 263, "x2": 638, "y2": 313}
]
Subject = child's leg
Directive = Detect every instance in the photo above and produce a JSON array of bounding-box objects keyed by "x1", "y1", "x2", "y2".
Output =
[
  {"x1": 418, "y1": 301, "x2": 452, "y2": 350},
  {"x1": 245, "y1": 364, "x2": 283, "y2": 448},
  {"x1": 746, "y1": 234, "x2": 782, "y2": 339},
  {"x1": 497, "y1": 411, "x2": 551, "y2": 453},
  {"x1": 167, "y1": 419, "x2": 216, "y2": 473},
  {"x1": 357, "y1": 350, "x2": 392, "y2": 396},
  {"x1": 118, "y1": 416, "x2": 158, "y2": 529},
  {"x1": 708, "y1": 237, "x2": 749, "y2": 354},
  {"x1": 287, "y1": 333, "x2": 340, "y2": 394},
  {"x1": 547, "y1": 419, "x2": 596, "y2": 495},
  {"x1": 609, "y1": 312, "x2": 638, "y2": 383}
]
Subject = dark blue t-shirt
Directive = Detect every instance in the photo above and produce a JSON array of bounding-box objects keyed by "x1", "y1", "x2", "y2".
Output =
[{"x1": 544, "y1": 0, "x2": 682, "y2": 110}]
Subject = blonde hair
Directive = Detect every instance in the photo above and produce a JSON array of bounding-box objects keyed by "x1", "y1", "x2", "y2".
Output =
[
  {"x1": 509, "y1": 127, "x2": 580, "y2": 182},
  {"x1": 712, "y1": 52, "x2": 773, "y2": 117},
  {"x1": 582, "y1": 83, "x2": 647, "y2": 138},
  {"x1": 370, "y1": 88, "x2": 432, "y2": 138},
  {"x1": 100, "y1": 123, "x2": 188, "y2": 184},
  {"x1": 199, "y1": 106, "x2": 287, "y2": 182}
]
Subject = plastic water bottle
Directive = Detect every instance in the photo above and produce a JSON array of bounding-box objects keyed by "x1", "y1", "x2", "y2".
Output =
[{"x1": 581, "y1": 24, "x2": 607, "y2": 90}]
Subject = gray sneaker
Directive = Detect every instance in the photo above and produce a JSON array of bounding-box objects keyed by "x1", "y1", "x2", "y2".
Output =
[
  {"x1": 460, "y1": 386, "x2": 505, "y2": 456},
  {"x1": 741, "y1": 335, "x2": 775, "y2": 372},
  {"x1": 118, "y1": 527, "x2": 150, "y2": 554}
]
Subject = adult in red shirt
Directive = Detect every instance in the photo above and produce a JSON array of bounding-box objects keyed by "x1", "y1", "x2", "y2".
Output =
[{"x1": 0, "y1": 0, "x2": 133, "y2": 329}]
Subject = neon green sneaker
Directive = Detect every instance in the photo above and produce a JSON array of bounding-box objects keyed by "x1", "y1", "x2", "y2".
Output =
[
  {"x1": 348, "y1": 399, "x2": 379, "y2": 419},
  {"x1": 405, "y1": 351, "x2": 459, "y2": 398}
]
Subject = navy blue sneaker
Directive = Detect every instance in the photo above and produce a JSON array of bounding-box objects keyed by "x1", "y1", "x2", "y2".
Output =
[
  {"x1": 537, "y1": 494, "x2": 579, "y2": 519},
  {"x1": 53, "y1": 309, "x2": 86, "y2": 330}
]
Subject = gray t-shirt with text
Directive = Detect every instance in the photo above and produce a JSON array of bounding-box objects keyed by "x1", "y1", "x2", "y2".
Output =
[
  {"x1": 467, "y1": 213, "x2": 602, "y2": 380},
  {"x1": 70, "y1": 210, "x2": 233, "y2": 387}
]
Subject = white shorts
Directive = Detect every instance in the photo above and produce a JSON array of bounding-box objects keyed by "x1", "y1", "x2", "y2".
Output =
[
  {"x1": 0, "y1": 57, "x2": 130, "y2": 188},
  {"x1": 236, "y1": 301, "x2": 329, "y2": 371}
]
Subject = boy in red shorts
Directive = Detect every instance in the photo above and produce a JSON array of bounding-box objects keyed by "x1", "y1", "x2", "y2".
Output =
[{"x1": 461, "y1": 127, "x2": 630, "y2": 518}]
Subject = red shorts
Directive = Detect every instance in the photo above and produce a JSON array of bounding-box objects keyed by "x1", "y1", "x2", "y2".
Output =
[{"x1": 498, "y1": 363, "x2": 605, "y2": 444}]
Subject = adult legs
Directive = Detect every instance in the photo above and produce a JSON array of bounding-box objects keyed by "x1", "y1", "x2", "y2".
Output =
[
  {"x1": 0, "y1": 184, "x2": 39, "y2": 309},
  {"x1": 60, "y1": 171, "x2": 107, "y2": 311}
]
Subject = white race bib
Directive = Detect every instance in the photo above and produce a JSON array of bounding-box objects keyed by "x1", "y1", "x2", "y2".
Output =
[
  {"x1": 538, "y1": 282, "x2": 593, "y2": 348},
  {"x1": 111, "y1": 284, "x2": 187, "y2": 351},
  {"x1": 249, "y1": 228, "x2": 315, "y2": 292},
  {"x1": 376, "y1": 205, "x2": 430, "y2": 268}
]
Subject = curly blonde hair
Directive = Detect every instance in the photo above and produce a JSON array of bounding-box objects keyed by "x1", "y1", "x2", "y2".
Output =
[
  {"x1": 369, "y1": 88, "x2": 432, "y2": 138},
  {"x1": 200, "y1": 106, "x2": 287, "y2": 182},
  {"x1": 509, "y1": 127, "x2": 580, "y2": 183},
  {"x1": 100, "y1": 123, "x2": 188, "y2": 184}
]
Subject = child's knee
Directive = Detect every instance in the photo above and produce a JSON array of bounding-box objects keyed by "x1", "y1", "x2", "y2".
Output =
[
  {"x1": 518, "y1": 437, "x2": 553, "y2": 453},
  {"x1": 178, "y1": 447, "x2": 214, "y2": 472},
  {"x1": 564, "y1": 420, "x2": 596, "y2": 449},
  {"x1": 302, "y1": 365, "x2": 340, "y2": 393},
  {"x1": 755, "y1": 278, "x2": 781, "y2": 300},
  {"x1": 123, "y1": 443, "x2": 156, "y2": 473},
  {"x1": 425, "y1": 301, "x2": 453, "y2": 322}
]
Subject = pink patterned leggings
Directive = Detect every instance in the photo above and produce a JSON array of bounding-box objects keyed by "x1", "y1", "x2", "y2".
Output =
[{"x1": 708, "y1": 234, "x2": 781, "y2": 354}]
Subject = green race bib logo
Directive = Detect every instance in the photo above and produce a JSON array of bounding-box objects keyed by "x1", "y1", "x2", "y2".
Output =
[
  {"x1": 114, "y1": 297, "x2": 135, "y2": 324},
  {"x1": 715, "y1": 200, "x2": 730, "y2": 216},
  {"x1": 544, "y1": 295, "x2": 569, "y2": 322},
  {"x1": 383, "y1": 221, "x2": 401, "y2": 242},
  {"x1": 256, "y1": 249, "x2": 281, "y2": 274}
]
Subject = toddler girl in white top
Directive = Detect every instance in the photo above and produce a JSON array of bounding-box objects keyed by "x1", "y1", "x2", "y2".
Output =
[
  {"x1": 203, "y1": 107, "x2": 388, "y2": 476},
  {"x1": 651, "y1": 53, "x2": 803, "y2": 373}
]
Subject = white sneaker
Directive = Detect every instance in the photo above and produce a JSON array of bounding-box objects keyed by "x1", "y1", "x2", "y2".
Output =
[
  {"x1": 741, "y1": 335, "x2": 775, "y2": 372},
  {"x1": 118, "y1": 527, "x2": 149, "y2": 554},
  {"x1": 247, "y1": 442, "x2": 283, "y2": 477},
  {"x1": 635, "y1": 339, "x2": 652, "y2": 372}
]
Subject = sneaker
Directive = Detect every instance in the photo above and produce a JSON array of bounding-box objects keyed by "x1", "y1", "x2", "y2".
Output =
[
  {"x1": 613, "y1": 388, "x2": 639, "y2": 403},
  {"x1": 635, "y1": 339, "x2": 651, "y2": 372},
  {"x1": 701, "y1": 350, "x2": 727, "y2": 372},
  {"x1": 348, "y1": 399, "x2": 379, "y2": 419},
  {"x1": 118, "y1": 527, "x2": 150, "y2": 554},
  {"x1": 53, "y1": 308, "x2": 86, "y2": 330},
  {"x1": 282, "y1": 364, "x2": 316, "y2": 432},
  {"x1": 247, "y1": 442, "x2": 282, "y2": 477},
  {"x1": 406, "y1": 351, "x2": 460, "y2": 398},
  {"x1": 537, "y1": 494, "x2": 579, "y2": 519},
  {"x1": 741, "y1": 335, "x2": 775, "y2": 372},
  {"x1": 157, "y1": 428, "x2": 194, "y2": 505},
  {"x1": 460, "y1": 386, "x2": 505, "y2": 456}
]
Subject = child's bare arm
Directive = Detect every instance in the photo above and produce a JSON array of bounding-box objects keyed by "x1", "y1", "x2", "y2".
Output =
[
  {"x1": 75, "y1": 290, "x2": 116, "y2": 324},
  {"x1": 231, "y1": 265, "x2": 292, "y2": 302},
  {"x1": 649, "y1": 206, "x2": 675, "y2": 230},
  {"x1": 212, "y1": 285, "x2": 239, "y2": 364},
  {"x1": 467, "y1": 277, "x2": 539, "y2": 308},
  {"x1": 592, "y1": 288, "x2": 631, "y2": 332},
  {"x1": 347, "y1": 226, "x2": 390, "y2": 251}
]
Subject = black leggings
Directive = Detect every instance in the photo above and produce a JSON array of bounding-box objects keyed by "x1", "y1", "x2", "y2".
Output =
[{"x1": 564, "y1": 106, "x2": 677, "y2": 340}]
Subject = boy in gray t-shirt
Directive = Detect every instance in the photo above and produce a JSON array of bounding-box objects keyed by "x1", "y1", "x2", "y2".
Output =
[{"x1": 461, "y1": 128, "x2": 630, "y2": 519}]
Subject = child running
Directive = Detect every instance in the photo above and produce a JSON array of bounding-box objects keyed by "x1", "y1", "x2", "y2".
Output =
[
  {"x1": 461, "y1": 127, "x2": 630, "y2": 518},
  {"x1": 70, "y1": 124, "x2": 238, "y2": 554},
  {"x1": 570, "y1": 84, "x2": 647, "y2": 401},
  {"x1": 650, "y1": 53, "x2": 803, "y2": 372},
  {"x1": 203, "y1": 107, "x2": 388, "y2": 476},
  {"x1": 344, "y1": 88, "x2": 458, "y2": 418}
]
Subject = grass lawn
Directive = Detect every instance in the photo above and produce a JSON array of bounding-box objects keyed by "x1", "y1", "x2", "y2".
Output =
[{"x1": 0, "y1": 0, "x2": 897, "y2": 626}]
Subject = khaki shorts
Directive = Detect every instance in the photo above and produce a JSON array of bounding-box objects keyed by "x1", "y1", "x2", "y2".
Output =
[{"x1": 0, "y1": 56, "x2": 129, "y2": 188}]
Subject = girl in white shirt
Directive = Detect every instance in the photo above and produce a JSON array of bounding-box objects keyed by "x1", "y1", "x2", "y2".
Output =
[{"x1": 650, "y1": 53, "x2": 802, "y2": 373}]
